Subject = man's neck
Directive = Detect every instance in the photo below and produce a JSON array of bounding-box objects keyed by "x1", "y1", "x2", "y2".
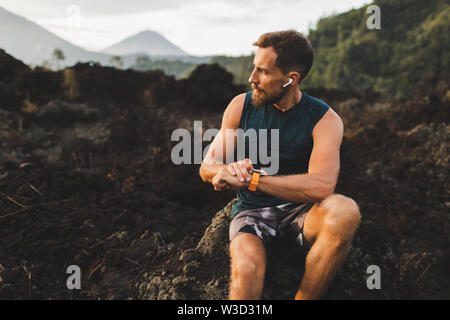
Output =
[{"x1": 274, "y1": 88, "x2": 302, "y2": 112}]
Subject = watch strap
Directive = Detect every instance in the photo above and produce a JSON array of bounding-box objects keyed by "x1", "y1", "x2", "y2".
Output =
[{"x1": 248, "y1": 170, "x2": 261, "y2": 191}]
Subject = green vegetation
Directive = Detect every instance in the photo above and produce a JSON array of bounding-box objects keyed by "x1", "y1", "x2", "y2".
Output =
[
  {"x1": 131, "y1": 55, "x2": 196, "y2": 78},
  {"x1": 210, "y1": 55, "x2": 254, "y2": 88},
  {"x1": 303, "y1": 0, "x2": 450, "y2": 96}
]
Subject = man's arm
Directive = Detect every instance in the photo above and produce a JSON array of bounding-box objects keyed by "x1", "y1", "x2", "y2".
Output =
[
  {"x1": 199, "y1": 93, "x2": 245, "y2": 184},
  {"x1": 255, "y1": 109, "x2": 344, "y2": 203}
]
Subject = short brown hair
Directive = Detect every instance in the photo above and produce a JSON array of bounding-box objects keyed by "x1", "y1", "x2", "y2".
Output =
[{"x1": 253, "y1": 30, "x2": 314, "y2": 83}]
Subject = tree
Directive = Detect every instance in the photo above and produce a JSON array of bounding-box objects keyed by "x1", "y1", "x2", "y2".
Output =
[
  {"x1": 41, "y1": 60, "x2": 52, "y2": 70},
  {"x1": 52, "y1": 48, "x2": 65, "y2": 70},
  {"x1": 110, "y1": 55, "x2": 123, "y2": 69},
  {"x1": 136, "y1": 55, "x2": 151, "y2": 65}
]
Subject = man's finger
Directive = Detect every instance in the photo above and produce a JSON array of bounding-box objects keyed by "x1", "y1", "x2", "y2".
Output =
[
  {"x1": 227, "y1": 165, "x2": 236, "y2": 176},
  {"x1": 231, "y1": 163, "x2": 245, "y2": 182},
  {"x1": 212, "y1": 173, "x2": 225, "y2": 188},
  {"x1": 240, "y1": 159, "x2": 254, "y2": 174},
  {"x1": 239, "y1": 162, "x2": 252, "y2": 182}
]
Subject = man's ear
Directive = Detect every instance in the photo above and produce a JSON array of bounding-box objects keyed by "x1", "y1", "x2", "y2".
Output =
[{"x1": 288, "y1": 72, "x2": 301, "y2": 85}]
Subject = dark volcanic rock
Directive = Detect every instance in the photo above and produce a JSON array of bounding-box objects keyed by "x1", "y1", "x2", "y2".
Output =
[
  {"x1": 0, "y1": 49, "x2": 29, "y2": 82},
  {"x1": 0, "y1": 49, "x2": 29, "y2": 110},
  {"x1": 135, "y1": 199, "x2": 400, "y2": 299}
]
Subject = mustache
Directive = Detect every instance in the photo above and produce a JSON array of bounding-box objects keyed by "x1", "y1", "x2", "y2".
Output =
[{"x1": 252, "y1": 85, "x2": 264, "y2": 93}]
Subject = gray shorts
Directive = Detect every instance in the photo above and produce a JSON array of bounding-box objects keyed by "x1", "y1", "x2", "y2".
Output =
[{"x1": 229, "y1": 202, "x2": 315, "y2": 250}]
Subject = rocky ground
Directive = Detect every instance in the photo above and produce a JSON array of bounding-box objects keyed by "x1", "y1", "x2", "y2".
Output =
[
  {"x1": 135, "y1": 76, "x2": 450, "y2": 300},
  {"x1": 0, "y1": 49, "x2": 448, "y2": 299}
]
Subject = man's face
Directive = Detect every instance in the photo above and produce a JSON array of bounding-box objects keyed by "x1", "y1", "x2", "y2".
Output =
[{"x1": 249, "y1": 46, "x2": 287, "y2": 107}]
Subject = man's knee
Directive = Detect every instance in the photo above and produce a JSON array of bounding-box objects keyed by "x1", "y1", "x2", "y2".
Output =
[
  {"x1": 319, "y1": 194, "x2": 361, "y2": 239},
  {"x1": 230, "y1": 234, "x2": 266, "y2": 281},
  {"x1": 231, "y1": 258, "x2": 264, "y2": 281}
]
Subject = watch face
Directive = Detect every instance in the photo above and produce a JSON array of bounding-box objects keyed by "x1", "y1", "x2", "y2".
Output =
[{"x1": 252, "y1": 169, "x2": 267, "y2": 176}]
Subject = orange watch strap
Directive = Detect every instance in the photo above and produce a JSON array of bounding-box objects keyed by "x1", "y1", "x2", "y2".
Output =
[{"x1": 248, "y1": 171, "x2": 261, "y2": 191}]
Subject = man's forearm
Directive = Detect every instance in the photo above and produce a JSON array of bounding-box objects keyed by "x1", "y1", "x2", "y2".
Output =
[
  {"x1": 199, "y1": 162, "x2": 227, "y2": 184},
  {"x1": 256, "y1": 173, "x2": 335, "y2": 203}
]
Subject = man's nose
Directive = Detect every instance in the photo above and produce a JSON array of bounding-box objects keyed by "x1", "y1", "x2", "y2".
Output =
[{"x1": 249, "y1": 68, "x2": 258, "y2": 84}]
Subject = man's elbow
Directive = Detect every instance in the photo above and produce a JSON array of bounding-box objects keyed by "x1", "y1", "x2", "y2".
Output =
[
  {"x1": 199, "y1": 162, "x2": 212, "y2": 183},
  {"x1": 308, "y1": 176, "x2": 336, "y2": 202},
  {"x1": 319, "y1": 180, "x2": 336, "y2": 200},
  {"x1": 199, "y1": 164, "x2": 207, "y2": 183}
]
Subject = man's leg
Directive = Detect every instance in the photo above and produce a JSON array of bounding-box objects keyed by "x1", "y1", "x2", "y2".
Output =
[
  {"x1": 229, "y1": 233, "x2": 267, "y2": 299},
  {"x1": 295, "y1": 194, "x2": 361, "y2": 300}
]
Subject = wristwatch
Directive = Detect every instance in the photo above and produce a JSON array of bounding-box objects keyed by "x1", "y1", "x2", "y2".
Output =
[{"x1": 248, "y1": 169, "x2": 264, "y2": 192}]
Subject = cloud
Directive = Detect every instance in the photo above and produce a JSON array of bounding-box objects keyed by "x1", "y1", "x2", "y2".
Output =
[
  {"x1": 1, "y1": 0, "x2": 308, "y2": 18},
  {"x1": 0, "y1": 0, "x2": 191, "y2": 18}
]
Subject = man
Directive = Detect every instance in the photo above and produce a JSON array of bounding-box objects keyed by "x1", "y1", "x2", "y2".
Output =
[{"x1": 199, "y1": 30, "x2": 361, "y2": 300}]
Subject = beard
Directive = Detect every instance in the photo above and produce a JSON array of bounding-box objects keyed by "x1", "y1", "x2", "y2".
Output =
[{"x1": 251, "y1": 85, "x2": 286, "y2": 107}]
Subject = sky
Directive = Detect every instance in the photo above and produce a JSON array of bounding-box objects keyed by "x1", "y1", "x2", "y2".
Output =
[{"x1": 0, "y1": 0, "x2": 370, "y2": 56}]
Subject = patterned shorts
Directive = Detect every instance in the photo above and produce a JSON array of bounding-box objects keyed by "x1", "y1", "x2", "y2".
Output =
[{"x1": 229, "y1": 202, "x2": 315, "y2": 250}]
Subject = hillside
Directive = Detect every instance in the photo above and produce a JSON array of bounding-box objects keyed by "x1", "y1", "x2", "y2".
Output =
[{"x1": 304, "y1": 0, "x2": 450, "y2": 96}]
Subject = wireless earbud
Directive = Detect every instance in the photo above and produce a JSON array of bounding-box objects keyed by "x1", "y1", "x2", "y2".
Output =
[{"x1": 282, "y1": 78, "x2": 293, "y2": 88}]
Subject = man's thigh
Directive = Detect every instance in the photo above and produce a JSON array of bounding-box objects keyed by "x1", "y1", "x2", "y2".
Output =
[
  {"x1": 300, "y1": 202, "x2": 328, "y2": 249},
  {"x1": 301, "y1": 194, "x2": 358, "y2": 248}
]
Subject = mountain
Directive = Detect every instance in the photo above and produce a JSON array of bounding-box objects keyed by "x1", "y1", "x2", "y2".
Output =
[
  {"x1": 0, "y1": 6, "x2": 205, "y2": 70},
  {"x1": 101, "y1": 30, "x2": 188, "y2": 57},
  {"x1": 0, "y1": 6, "x2": 111, "y2": 67}
]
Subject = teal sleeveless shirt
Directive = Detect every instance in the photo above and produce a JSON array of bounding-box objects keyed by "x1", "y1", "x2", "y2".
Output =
[{"x1": 231, "y1": 90, "x2": 331, "y2": 217}]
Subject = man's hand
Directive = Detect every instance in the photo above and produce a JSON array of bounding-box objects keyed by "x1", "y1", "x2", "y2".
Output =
[
  {"x1": 212, "y1": 159, "x2": 254, "y2": 191},
  {"x1": 212, "y1": 167, "x2": 231, "y2": 191},
  {"x1": 221, "y1": 173, "x2": 250, "y2": 191},
  {"x1": 227, "y1": 159, "x2": 254, "y2": 183}
]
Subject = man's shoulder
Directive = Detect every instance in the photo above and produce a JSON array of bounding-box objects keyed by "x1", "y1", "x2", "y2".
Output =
[
  {"x1": 312, "y1": 107, "x2": 344, "y2": 140},
  {"x1": 304, "y1": 92, "x2": 331, "y2": 110},
  {"x1": 230, "y1": 92, "x2": 248, "y2": 107},
  {"x1": 222, "y1": 92, "x2": 248, "y2": 129},
  {"x1": 304, "y1": 93, "x2": 343, "y2": 137}
]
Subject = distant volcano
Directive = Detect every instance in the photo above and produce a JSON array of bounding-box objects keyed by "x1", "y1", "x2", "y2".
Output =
[{"x1": 101, "y1": 30, "x2": 188, "y2": 57}]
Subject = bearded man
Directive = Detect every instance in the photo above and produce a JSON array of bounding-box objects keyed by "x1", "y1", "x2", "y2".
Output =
[{"x1": 199, "y1": 30, "x2": 361, "y2": 300}]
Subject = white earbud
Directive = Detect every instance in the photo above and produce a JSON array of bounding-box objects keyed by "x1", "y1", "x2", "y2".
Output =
[{"x1": 282, "y1": 78, "x2": 293, "y2": 88}]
